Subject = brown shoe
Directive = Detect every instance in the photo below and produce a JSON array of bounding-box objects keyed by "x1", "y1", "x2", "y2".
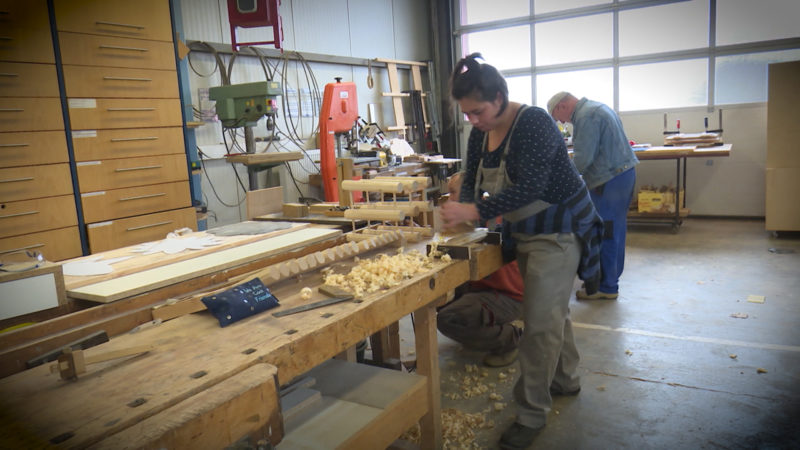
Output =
[
  {"x1": 483, "y1": 348, "x2": 518, "y2": 367},
  {"x1": 576, "y1": 289, "x2": 618, "y2": 300}
]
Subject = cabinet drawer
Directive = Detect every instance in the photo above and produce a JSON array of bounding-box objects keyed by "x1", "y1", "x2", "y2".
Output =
[
  {"x1": 72, "y1": 127, "x2": 185, "y2": 161},
  {"x1": 0, "y1": 62, "x2": 59, "y2": 97},
  {"x1": 63, "y1": 65, "x2": 179, "y2": 99},
  {"x1": 0, "y1": 131, "x2": 69, "y2": 168},
  {"x1": 81, "y1": 181, "x2": 191, "y2": 223},
  {"x1": 0, "y1": 195, "x2": 78, "y2": 238},
  {"x1": 0, "y1": 163, "x2": 74, "y2": 202},
  {"x1": 54, "y1": 0, "x2": 173, "y2": 42},
  {"x1": 0, "y1": 226, "x2": 82, "y2": 262},
  {"x1": 0, "y1": 0, "x2": 56, "y2": 64},
  {"x1": 76, "y1": 154, "x2": 188, "y2": 192},
  {"x1": 87, "y1": 206, "x2": 196, "y2": 253},
  {"x1": 59, "y1": 32, "x2": 176, "y2": 71},
  {"x1": 0, "y1": 98, "x2": 64, "y2": 132},
  {"x1": 68, "y1": 98, "x2": 182, "y2": 130}
]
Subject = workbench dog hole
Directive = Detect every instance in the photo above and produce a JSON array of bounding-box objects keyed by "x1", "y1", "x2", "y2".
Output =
[
  {"x1": 127, "y1": 398, "x2": 147, "y2": 408},
  {"x1": 285, "y1": 329, "x2": 298, "y2": 335},
  {"x1": 429, "y1": 278, "x2": 436, "y2": 290},
  {"x1": 190, "y1": 370, "x2": 208, "y2": 379},
  {"x1": 242, "y1": 348, "x2": 257, "y2": 355},
  {"x1": 321, "y1": 312, "x2": 334, "y2": 318}
]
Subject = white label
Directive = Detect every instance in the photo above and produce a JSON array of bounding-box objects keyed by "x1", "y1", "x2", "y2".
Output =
[
  {"x1": 68, "y1": 98, "x2": 97, "y2": 109},
  {"x1": 339, "y1": 92, "x2": 349, "y2": 99},
  {"x1": 81, "y1": 191, "x2": 106, "y2": 198},
  {"x1": 88, "y1": 221, "x2": 113, "y2": 228},
  {"x1": 76, "y1": 161, "x2": 101, "y2": 166},
  {"x1": 72, "y1": 130, "x2": 98, "y2": 139}
]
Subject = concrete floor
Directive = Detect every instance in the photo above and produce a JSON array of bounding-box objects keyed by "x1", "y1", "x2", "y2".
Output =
[{"x1": 397, "y1": 218, "x2": 800, "y2": 449}]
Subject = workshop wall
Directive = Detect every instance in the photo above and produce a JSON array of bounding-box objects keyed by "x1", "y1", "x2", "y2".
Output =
[{"x1": 178, "y1": 0, "x2": 432, "y2": 227}]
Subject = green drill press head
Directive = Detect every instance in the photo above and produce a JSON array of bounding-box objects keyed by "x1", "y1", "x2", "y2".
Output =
[{"x1": 209, "y1": 81, "x2": 282, "y2": 127}]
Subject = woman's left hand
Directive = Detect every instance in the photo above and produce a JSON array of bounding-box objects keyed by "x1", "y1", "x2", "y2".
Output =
[{"x1": 440, "y1": 201, "x2": 479, "y2": 230}]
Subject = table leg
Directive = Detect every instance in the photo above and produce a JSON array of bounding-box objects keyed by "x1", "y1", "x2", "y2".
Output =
[
  {"x1": 414, "y1": 300, "x2": 443, "y2": 449},
  {"x1": 369, "y1": 322, "x2": 401, "y2": 365},
  {"x1": 674, "y1": 157, "x2": 681, "y2": 230}
]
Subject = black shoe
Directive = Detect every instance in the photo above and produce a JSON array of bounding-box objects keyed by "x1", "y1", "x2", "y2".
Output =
[
  {"x1": 499, "y1": 422, "x2": 544, "y2": 449},
  {"x1": 550, "y1": 385, "x2": 581, "y2": 396}
]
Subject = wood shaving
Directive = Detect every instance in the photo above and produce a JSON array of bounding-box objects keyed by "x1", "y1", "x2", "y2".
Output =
[
  {"x1": 729, "y1": 354, "x2": 737, "y2": 359},
  {"x1": 400, "y1": 408, "x2": 494, "y2": 449},
  {"x1": 323, "y1": 248, "x2": 435, "y2": 298},
  {"x1": 300, "y1": 287, "x2": 313, "y2": 300},
  {"x1": 757, "y1": 368, "x2": 768, "y2": 374},
  {"x1": 625, "y1": 349, "x2": 633, "y2": 356}
]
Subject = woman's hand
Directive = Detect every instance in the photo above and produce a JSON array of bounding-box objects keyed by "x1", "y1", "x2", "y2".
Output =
[{"x1": 440, "y1": 201, "x2": 479, "y2": 230}]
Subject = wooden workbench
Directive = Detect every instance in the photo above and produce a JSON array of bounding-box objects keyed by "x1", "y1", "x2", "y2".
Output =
[{"x1": 0, "y1": 236, "x2": 503, "y2": 448}]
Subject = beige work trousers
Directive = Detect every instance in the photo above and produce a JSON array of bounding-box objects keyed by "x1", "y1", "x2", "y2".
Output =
[{"x1": 512, "y1": 232, "x2": 582, "y2": 429}]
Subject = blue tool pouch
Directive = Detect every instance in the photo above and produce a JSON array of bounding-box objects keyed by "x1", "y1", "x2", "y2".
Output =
[{"x1": 202, "y1": 278, "x2": 280, "y2": 327}]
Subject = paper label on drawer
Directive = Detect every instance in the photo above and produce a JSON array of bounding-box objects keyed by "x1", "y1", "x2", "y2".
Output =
[
  {"x1": 76, "y1": 161, "x2": 101, "y2": 166},
  {"x1": 88, "y1": 221, "x2": 113, "y2": 228},
  {"x1": 68, "y1": 98, "x2": 97, "y2": 109},
  {"x1": 72, "y1": 130, "x2": 98, "y2": 139},
  {"x1": 81, "y1": 191, "x2": 106, "y2": 198}
]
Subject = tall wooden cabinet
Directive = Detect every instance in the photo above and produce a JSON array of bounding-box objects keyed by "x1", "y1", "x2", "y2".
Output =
[
  {"x1": 0, "y1": 0, "x2": 83, "y2": 262},
  {"x1": 1, "y1": 0, "x2": 195, "y2": 259},
  {"x1": 766, "y1": 61, "x2": 800, "y2": 232}
]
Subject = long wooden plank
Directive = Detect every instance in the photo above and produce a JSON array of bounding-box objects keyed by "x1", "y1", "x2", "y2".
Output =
[
  {"x1": 63, "y1": 221, "x2": 310, "y2": 290},
  {"x1": 68, "y1": 228, "x2": 341, "y2": 303}
]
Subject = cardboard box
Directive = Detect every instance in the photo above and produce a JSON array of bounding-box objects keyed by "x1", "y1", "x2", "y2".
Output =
[{"x1": 638, "y1": 188, "x2": 684, "y2": 213}]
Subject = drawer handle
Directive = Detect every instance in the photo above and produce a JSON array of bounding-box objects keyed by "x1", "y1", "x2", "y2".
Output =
[
  {"x1": 96, "y1": 20, "x2": 146, "y2": 30},
  {"x1": 99, "y1": 44, "x2": 149, "y2": 52},
  {"x1": 0, "y1": 143, "x2": 29, "y2": 148},
  {"x1": 127, "y1": 220, "x2": 172, "y2": 231},
  {"x1": 0, "y1": 210, "x2": 39, "y2": 219},
  {"x1": 107, "y1": 107, "x2": 156, "y2": 112},
  {"x1": 115, "y1": 165, "x2": 162, "y2": 172},
  {"x1": 119, "y1": 192, "x2": 166, "y2": 201},
  {"x1": 0, "y1": 73, "x2": 19, "y2": 77},
  {"x1": 1, "y1": 243, "x2": 44, "y2": 255},
  {"x1": 0, "y1": 108, "x2": 24, "y2": 112},
  {"x1": 103, "y1": 76, "x2": 153, "y2": 82},
  {"x1": 110, "y1": 136, "x2": 158, "y2": 142},
  {"x1": 0, "y1": 176, "x2": 34, "y2": 183}
]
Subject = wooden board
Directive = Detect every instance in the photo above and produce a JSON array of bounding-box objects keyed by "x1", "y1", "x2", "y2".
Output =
[
  {"x1": 68, "y1": 228, "x2": 341, "y2": 303},
  {"x1": 281, "y1": 359, "x2": 427, "y2": 450},
  {"x1": 246, "y1": 186, "x2": 283, "y2": 220},
  {"x1": 63, "y1": 221, "x2": 310, "y2": 290},
  {"x1": 92, "y1": 363, "x2": 283, "y2": 449}
]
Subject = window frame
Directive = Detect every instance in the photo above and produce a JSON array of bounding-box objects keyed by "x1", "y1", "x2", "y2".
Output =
[{"x1": 452, "y1": 0, "x2": 800, "y2": 113}]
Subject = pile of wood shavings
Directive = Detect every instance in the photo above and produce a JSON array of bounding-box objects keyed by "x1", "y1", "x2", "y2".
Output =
[
  {"x1": 322, "y1": 248, "x2": 435, "y2": 298},
  {"x1": 399, "y1": 408, "x2": 494, "y2": 449}
]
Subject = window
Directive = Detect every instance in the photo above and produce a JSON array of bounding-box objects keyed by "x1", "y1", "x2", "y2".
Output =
[
  {"x1": 460, "y1": 0, "x2": 529, "y2": 25},
  {"x1": 716, "y1": 49, "x2": 800, "y2": 104},
  {"x1": 535, "y1": 14, "x2": 612, "y2": 66},
  {"x1": 461, "y1": 26, "x2": 531, "y2": 71},
  {"x1": 619, "y1": 0, "x2": 708, "y2": 57},
  {"x1": 536, "y1": 68, "x2": 613, "y2": 110},
  {"x1": 717, "y1": 0, "x2": 800, "y2": 46},
  {"x1": 506, "y1": 75, "x2": 532, "y2": 104},
  {"x1": 535, "y1": 0, "x2": 610, "y2": 15},
  {"x1": 619, "y1": 59, "x2": 708, "y2": 111}
]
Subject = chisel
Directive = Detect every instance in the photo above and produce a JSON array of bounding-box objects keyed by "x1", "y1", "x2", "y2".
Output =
[{"x1": 272, "y1": 295, "x2": 355, "y2": 317}]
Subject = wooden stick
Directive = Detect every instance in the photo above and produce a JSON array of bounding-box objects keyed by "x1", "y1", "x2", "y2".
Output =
[
  {"x1": 344, "y1": 208, "x2": 405, "y2": 222},
  {"x1": 341, "y1": 179, "x2": 405, "y2": 193}
]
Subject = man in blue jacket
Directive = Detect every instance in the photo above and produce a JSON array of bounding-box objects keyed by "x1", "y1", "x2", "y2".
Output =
[{"x1": 548, "y1": 92, "x2": 639, "y2": 300}]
